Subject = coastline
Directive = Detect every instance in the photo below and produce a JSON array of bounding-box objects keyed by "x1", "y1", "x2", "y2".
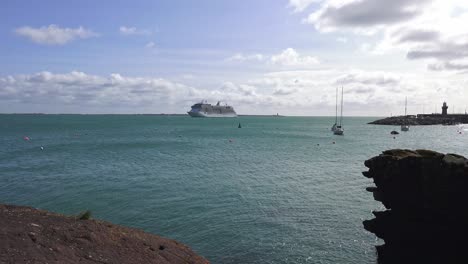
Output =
[{"x1": 368, "y1": 114, "x2": 468, "y2": 126}]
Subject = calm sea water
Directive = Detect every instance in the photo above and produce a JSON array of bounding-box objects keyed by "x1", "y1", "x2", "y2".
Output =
[{"x1": 1, "y1": 115, "x2": 467, "y2": 263}]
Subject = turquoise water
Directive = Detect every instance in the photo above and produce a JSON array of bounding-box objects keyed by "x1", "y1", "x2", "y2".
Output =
[{"x1": 1, "y1": 115, "x2": 467, "y2": 263}]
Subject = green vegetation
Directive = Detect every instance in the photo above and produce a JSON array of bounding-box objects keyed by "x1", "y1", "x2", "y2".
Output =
[{"x1": 77, "y1": 210, "x2": 92, "y2": 220}]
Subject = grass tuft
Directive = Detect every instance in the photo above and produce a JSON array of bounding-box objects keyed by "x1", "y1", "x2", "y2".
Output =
[{"x1": 77, "y1": 210, "x2": 92, "y2": 220}]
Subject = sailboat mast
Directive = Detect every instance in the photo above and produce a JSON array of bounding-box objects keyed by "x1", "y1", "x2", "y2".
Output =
[
  {"x1": 335, "y1": 87, "x2": 338, "y2": 124},
  {"x1": 340, "y1": 87, "x2": 343, "y2": 126},
  {"x1": 405, "y1": 97, "x2": 407, "y2": 116}
]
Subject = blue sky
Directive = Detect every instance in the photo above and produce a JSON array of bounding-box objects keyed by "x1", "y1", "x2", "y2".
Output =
[
  {"x1": 1, "y1": 0, "x2": 468, "y2": 115},
  {"x1": 1, "y1": 1, "x2": 332, "y2": 75}
]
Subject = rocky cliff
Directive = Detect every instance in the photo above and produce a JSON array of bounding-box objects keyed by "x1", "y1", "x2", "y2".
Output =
[
  {"x1": 363, "y1": 149, "x2": 468, "y2": 264},
  {"x1": 0, "y1": 204, "x2": 209, "y2": 264}
]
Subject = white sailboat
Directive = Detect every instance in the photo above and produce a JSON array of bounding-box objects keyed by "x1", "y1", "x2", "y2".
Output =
[
  {"x1": 401, "y1": 97, "x2": 410, "y2": 132},
  {"x1": 331, "y1": 87, "x2": 338, "y2": 132},
  {"x1": 334, "y1": 87, "x2": 344, "y2": 135}
]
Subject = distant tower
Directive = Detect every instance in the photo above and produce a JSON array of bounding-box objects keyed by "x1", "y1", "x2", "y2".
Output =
[{"x1": 442, "y1": 102, "x2": 448, "y2": 116}]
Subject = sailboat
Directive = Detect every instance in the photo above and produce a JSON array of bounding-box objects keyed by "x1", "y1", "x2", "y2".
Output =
[
  {"x1": 333, "y1": 87, "x2": 344, "y2": 135},
  {"x1": 401, "y1": 97, "x2": 410, "y2": 132},
  {"x1": 331, "y1": 87, "x2": 338, "y2": 132}
]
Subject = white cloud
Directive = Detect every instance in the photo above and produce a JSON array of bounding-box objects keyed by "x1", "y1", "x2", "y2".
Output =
[
  {"x1": 1, "y1": 69, "x2": 465, "y2": 115},
  {"x1": 0, "y1": 71, "x2": 292, "y2": 114},
  {"x1": 226, "y1": 53, "x2": 264, "y2": 62},
  {"x1": 119, "y1": 26, "x2": 152, "y2": 36},
  {"x1": 273, "y1": 87, "x2": 299, "y2": 96},
  {"x1": 335, "y1": 71, "x2": 401, "y2": 86},
  {"x1": 145, "y1": 42, "x2": 156, "y2": 48},
  {"x1": 0, "y1": 71, "x2": 189, "y2": 108},
  {"x1": 288, "y1": 0, "x2": 320, "y2": 12},
  {"x1": 371, "y1": 1, "x2": 468, "y2": 71},
  {"x1": 270, "y1": 48, "x2": 319, "y2": 67},
  {"x1": 225, "y1": 48, "x2": 320, "y2": 70},
  {"x1": 304, "y1": 0, "x2": 431, "y2": 33},
  {"x1": 246, "y1": 68, "x2": 467, "y2": 115},
  {"x1": 336, "y1": 37, "x2": 348, "y2": 43},
  {"x1": 220, "y1": 82, "x2": 258, "y2": 96},
  {"x1": 15, "y1": 24, "x2": 98, "y2": 45},
  {"x1": 299, "y1": 0, "x2": 468, "y2": 73},
  {"x1": 428, "y1": 60, "x2": 468, "y2": 71}
]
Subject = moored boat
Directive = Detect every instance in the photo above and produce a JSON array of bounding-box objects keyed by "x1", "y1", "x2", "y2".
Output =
[
  {"x1": 401, "y1": 97, "x2": 410, "y2": 132},
  {"x1": 333, "y1": 87, "x2": 344, "y2": 136}
]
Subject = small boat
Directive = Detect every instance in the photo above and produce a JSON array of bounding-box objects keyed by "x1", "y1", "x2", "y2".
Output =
[
  {"x1": 401, "y1": 97, "x2": 410, "y2": 132},
  {"x1": 333, "y1": 87, "x2": 344, "y2": 135},
  {"x1": 334, "y1": 126, "x2": 344, "y2": 135}
]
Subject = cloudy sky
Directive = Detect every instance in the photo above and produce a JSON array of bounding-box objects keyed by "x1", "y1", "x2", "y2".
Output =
[{"x1": 1, "y1": 0, "x2": 468, "y2": 115}]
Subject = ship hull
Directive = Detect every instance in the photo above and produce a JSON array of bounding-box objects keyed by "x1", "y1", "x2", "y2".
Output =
[{"x1": 188, "y1": 111, "x2": 237, "y2": 118}]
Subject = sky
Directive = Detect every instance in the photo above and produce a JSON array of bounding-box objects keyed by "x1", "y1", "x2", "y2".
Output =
[{"x1": 1, "y1": 0, "x2": 468, "y2": 115}]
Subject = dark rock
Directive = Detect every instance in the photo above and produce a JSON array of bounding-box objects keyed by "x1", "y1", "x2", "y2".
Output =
[
  {"x1": 365, "y1": 186, "x2": 378, "y2": 192},
  {"x1": 362, "y1": 171, "x2": 372, "y2": 178},
  {"x1": 443, "y1": 154, "x2": 466, "y2": 166},
  {"x1": 363, "y1": 149, "x2": 468, "y2": 264},
  {"x1": 414, "y1": 149, "x2": 444, "y2": 158}
]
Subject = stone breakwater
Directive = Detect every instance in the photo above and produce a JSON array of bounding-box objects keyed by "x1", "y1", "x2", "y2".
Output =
[
  {"x1": 0, "y1": 204, "x2": 209, "y2": 264},
  {"x1": 368, "y1": 115, "x2": 468, "y2": 125},
  {"x1": 362, "y1": 149, "x2": 468, "y2": 264}
]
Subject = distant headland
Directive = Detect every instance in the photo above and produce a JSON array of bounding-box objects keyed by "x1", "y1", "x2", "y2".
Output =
[{"x1": 369, "y1": 102, "x2": 468, "y2": 125}]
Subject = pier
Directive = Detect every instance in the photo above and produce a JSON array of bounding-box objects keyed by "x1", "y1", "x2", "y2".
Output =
[{"x1": 369, "y1": 102, "x2": 468, "y2": 125}]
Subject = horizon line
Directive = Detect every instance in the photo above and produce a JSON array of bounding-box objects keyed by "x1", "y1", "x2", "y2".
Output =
[{"x1": 0, "y1": 113, "x2": 385, "y2": 117}]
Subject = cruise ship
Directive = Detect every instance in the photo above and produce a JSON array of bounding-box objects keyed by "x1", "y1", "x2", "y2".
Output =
[{"x1": 187, "y1": 101, "x2": 237, "y2": 117}]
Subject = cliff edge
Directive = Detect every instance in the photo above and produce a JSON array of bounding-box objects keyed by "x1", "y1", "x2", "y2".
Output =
[
  {"x1": 0, "y1": 204, "x2": 209, "y2": 264},
  {"x1": 363, "y1": 149, "x2": 468, "y2": 264}
]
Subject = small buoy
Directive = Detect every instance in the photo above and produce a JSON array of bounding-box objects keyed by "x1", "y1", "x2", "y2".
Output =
[
  {"x1": 238, "y1": 123, "x2": 242, "y2": 128},
  {"x1": 23, "y1": 136, "x2": 30, "y2": 141},
  {"x1": 317, "y1": 144, "x2": 320, "y2": 146},
  {"x1": 40, "y1": 146, "x2": 44, "y2": 150},
  {"x1": 229, "y1": 139, "x2": 233, "y2": 143},
  {"x1": 332, "y1": 141, "x2": 336, "y2": 144},
  {"x1": 393, "y1": 136, "x2": 396, "y2": 139}
]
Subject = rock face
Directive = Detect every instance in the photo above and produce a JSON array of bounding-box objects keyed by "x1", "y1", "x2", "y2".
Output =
[
  {"x1": 0, "y1": 204, "x2": 209, "y2": 264},
  {"x1": 363, "y1": 149, "x2": 468, "y2": 264}
]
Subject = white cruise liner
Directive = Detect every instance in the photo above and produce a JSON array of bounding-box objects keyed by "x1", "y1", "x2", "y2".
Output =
[{"x1": 187, "y1": 101, "x2": 237, "y2": 117}]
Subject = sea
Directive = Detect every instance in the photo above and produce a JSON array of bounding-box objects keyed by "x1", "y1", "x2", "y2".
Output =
[{"x1": 1, "y1": 114, "x2": 467, "y2": 264}]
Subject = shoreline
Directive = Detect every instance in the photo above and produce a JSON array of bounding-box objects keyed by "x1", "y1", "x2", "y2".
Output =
[{"x1": 368, "y1": 114, "x2": 468, "y2": 126}]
